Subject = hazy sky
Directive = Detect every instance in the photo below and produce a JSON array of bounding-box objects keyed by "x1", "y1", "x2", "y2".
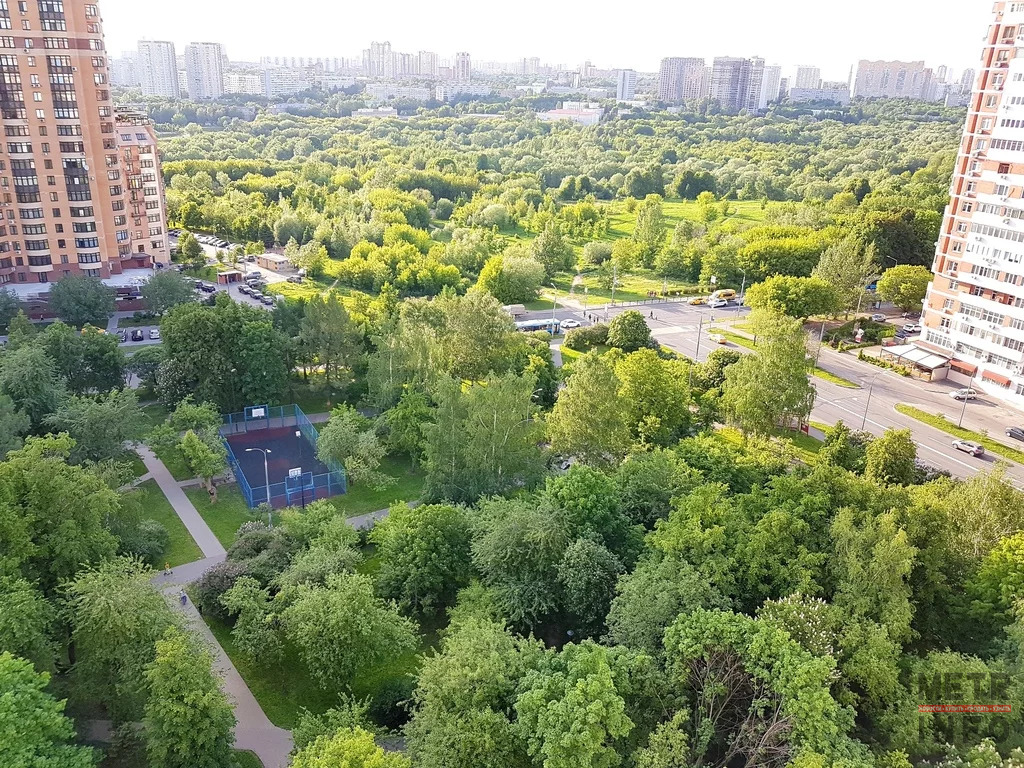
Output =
[{"x1": 102, "y1": 0, "x2": 987, "y2": 80}]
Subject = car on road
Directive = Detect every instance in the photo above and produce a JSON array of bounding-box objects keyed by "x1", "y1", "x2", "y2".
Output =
[
  {"x1": 688, "y1": 297, "x2": 707, "y2": 306},
  {"x1": 130, "y1": 329, "x2": 144, "y2": 342},
  {"x1": 708, "y1": 298, "x2": 730, "y2": 309},
  {"x1": 561, "y1": 319, "x2": 581, "y2": 329},
  {"x1": 149, "y1": 329, "x2": 160, "y2": 340},
  {"x1": 1006, "y1": 426, "x2": 1024, "y2": 442},
  {"x1": 902, "y1": 323, "x2": 922, "y2": 334},
  {"x1": 870, "y1": 313, "x2": 888, "y2": 323},
  {"x1": 951, "y1": 439, "x2": 986, "y2": 457},
  {"x1": 950, "y1": 388, "x2": 980, "y2": 401}
]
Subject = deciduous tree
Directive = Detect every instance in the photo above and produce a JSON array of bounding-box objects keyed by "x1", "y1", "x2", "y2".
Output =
[{"x1": 47, "y1": 276, "x2": 116, "y2": 329}]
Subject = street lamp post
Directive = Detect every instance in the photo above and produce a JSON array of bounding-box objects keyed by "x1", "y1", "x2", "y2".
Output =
[
  {"x1": 814, "y1": 319, "x2": 828, "y2": 368},
  {"x1": 861, "y1": 373, "x2": 882, "y2": 431},
  {"x1": 958, "y1": 374, "x2": 976, "y2": 429},
  {"x1": 738, "y1": 268, "x2": 746, "y2": 304},
  {"x1": 245, "y1": 447, "x2": 273, "y2": 527}
]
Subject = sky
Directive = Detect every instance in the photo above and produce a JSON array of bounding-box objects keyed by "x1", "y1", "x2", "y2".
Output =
[{"x1": 102, "y1": 0, "x2": 988, "y2": 81}]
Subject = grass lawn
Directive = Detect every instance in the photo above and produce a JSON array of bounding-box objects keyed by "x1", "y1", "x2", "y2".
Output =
[
  {"x1": 140, "y1": 402, "x2": 170, "y2": 431},
  {"x1": 717, "y1": 425, "x2": 822, "y2": 465},
  {"x1": 895, "y1": 405, "x2": 1024, "y2": 464},
  {"x1": 233, "y1": 752, "x2": 264, "y2": 768},
  {"x1": 286, "y1": 379, "x2": 341, "y2": 417},
  {"x1": 125, "y1": 451, "x2": 149, "y2": 479},
  {"x1": 203, "y1": 608, "x2": 439, "y2": 730},
  {"x1": 331, "y1": 456, "x2": 426, "y2": 518},
  {"x1": 605, "y1": 198, "x2": 768, "y2": 240},
  {"x1": 549, "y1": 270, "x2": 698, "y2": 306},
  {"x1": 811, "y1": 366, "x2": 859, "y2": 389},
  {"x1": 185, "y1": 484, "x2": 271, "y2": 548},
  {"x1": 559, "y1": 344, "x2": 611, "y2": 366},
  {"x1": 123, "y1": 479, "x2": 203, "y2": 567},
  {"x1": 205, "y1": 614, "x2": 338, "y2": 729},
  {"x1": 713, "y1": 329, "x2": 757, "y2": 350}
]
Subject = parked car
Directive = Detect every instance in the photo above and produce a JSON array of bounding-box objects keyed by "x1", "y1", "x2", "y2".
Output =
[
  {"x1": 130, "y1": 329, "x2": 144, "y2": 342},
  {"x1": 238, "y1": 285, "x2": 251, "y2": 296},
  {"x1": 168, "y1": 228, "x2": 181, "y2": 237},
  {"x1": 561, "y1": 319, "x2": 581, "y2": 329},
  {"x1": 117, "y1": 330, "x2": 127, "y2": 343},
  {"x1": 902, "y1": 323, "x2": 922, "y2": 334},
  {"x1": 199, "y1": 282, "x2": 216, "y2": 293},
  {"x1": 260, "y1": 295, "x2": 275, "y2": 306},
  {"x1": 1006, "y1": 426, "x2": 1024, "y2": 442},
  {"x1": 708, "y1": 298, "x2": 730, "y2": 309},
  {"x1": 870, "y1": 313, "x2": 888, "y2": 323},
  {"x1": 950, "y1": 388, "x2": 980, "y2": 401},
  {"x1": 149, "y1": 329, "x2": 161, "y2": 340},
  {"x1": 250, "y1": 291, "x2": 264, "y2": 301},
  {"x1": 287, "y1": 275, "x2": 303, "y2": 284},
  {"x1": 952, "y1": 439, "x2": 986, "y2": 457}
]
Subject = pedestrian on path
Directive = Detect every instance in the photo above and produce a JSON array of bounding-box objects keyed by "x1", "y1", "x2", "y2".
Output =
[
  {"x1": 164, "y1": 562, "x2": 172, "y2": 576},
  {"x1": 179, "y1": 590, "x2": 188, "y2": 606}
]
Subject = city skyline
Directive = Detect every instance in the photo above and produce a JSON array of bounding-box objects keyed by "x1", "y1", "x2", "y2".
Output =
[{"x1": 99, "y1": 0, "x2": 986, "y2": 81}]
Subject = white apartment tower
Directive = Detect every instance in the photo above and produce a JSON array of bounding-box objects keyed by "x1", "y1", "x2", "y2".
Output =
[
  {"x1": 137, "y1": 40, "x2": 179, "y2": 98},
  {"x1": 657, "y1": 57, "x2": 707, "y2": 102},
  {"x1": 794, "y1": 65, "x2": 821, "y2": 89},
  {"x1": 184, "y1": 42, "x2": 225, "y2": 100},
  {"x1": 616, "y1": 69, "x2": 637, "y2": 102},
  {"x1": 917, "y1": 1, "x2": 1024, "y2": 406},
  {"x1": 454, "y1": 52, "x2": 472, "y2": 82}
]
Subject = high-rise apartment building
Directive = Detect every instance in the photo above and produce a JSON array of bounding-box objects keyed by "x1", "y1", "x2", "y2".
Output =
[
  {"x1": 418, "y1": 51, "x2": 439, "y2": 78},
  {"x1": 761, "y1": 64, "x2": 783, "y2": 109},
  {"x1": 852, "y1": 60, "x2": 934, "y2": 99},
  {"x1": 0, "y1": 1, "x2": 169, "y2": 287},
  {"x1": 137, "y1": 40, "x2": 179, "y2": 97},
  {"x1": 710, "y1": 56, "x2": 763, "y2": 111},
  {"x1": 616, "y1": 69, "x2": 637, "y2": 102},
  {"x1": 794, "y1": 65, "x2": 821, "y2": 89},
  {"x1": 184, "y1": 42, "x2": 224, "y2": 100},
  {"x1": 110, "y1": 52, "x2": 139, "y2": 88},
  {"x1": 917, "y1": 1, "x2": 1024, "y2": 406},
  {"x1": 454, "y1": 52, "x2": 471, "y2": 82},
  {"x1": 364, "y1": 41, "x2": 393, "y2": 78},
  {"x1": 960, "y1": 68, "x2": 977, "y2": 93},
  {"x1": 657, "y1": 57, "x2": 707, "y2": 102}
]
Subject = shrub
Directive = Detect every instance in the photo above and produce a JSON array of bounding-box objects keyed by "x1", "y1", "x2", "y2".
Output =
[
  {"x1": 192, "y1": 561, "x2": 249, "y2": 619},
  {"x1": 563, "y1": 323, "x2": 609, "y2": 351}
]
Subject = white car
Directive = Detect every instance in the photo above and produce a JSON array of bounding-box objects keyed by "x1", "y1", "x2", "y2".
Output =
[
  {"x1": 708, "y1": 299, "x2": 729, "y2": 309},
  {"x1": 952, "y1": 439, "x2": 985, "y2": 457},
  {"x1": 950, "y1": 388, "x2": 979, "y2": 401},
  {"x1": 870, "y1": 313, "x2": 887, "y2": 323},
  {"x1": 903, "y1": 323, "x2": 923, "y2": 334},
  {"x1": 561, "y1": 319, "x2": 581, "y2": 330}
]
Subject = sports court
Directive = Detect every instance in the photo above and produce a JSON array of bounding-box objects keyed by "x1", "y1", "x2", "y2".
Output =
[{"x1": 220, "y1": 405, "x2": 347, "y2": 508}]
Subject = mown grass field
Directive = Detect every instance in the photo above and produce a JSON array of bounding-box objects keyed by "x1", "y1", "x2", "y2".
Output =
[
  {"x1": 123, "y1": 479, "x2": 203, "y2": 567},
  {"x1": 605, "y1": 198, "x2": 769, "y2": 239}
]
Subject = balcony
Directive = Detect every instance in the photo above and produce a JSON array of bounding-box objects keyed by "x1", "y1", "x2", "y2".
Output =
[{"x1": 27, "y1": 262, "x2": 53, "y2": 273}]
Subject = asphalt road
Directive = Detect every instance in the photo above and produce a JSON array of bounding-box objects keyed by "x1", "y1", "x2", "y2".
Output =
[{"x1": 526, "y1": 299, "x2": 1024, "y2": 487}]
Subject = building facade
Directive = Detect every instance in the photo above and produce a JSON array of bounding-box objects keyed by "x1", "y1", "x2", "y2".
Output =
[
  {"x1": 917, "y1": 1, "x2": 1024, "y2": 406},
  {"x1": 0, "y1": 2, "x2": 169, "y2": 288},
  {"x1": 454, "y1": 52, "x2": 472, "y2": 82},
  {"x1": 137, "y1": 39, "x2": 178, "y2": 97},
  {"x1": 852, "y1": 60, "x2": 934, "y2": 99},
  {"x1": 710, "y1": 56, "x2": 764, "y2": 111},
  {"x1": 224, "y1": 71, "x2": 263, "y2": 95},
  {"x1": 794, "y1": 65, "x2": 821, "y2": 89},
  {"x1": 616, "y1": 69, "x2": 637, "y2": 102},
  {"x1": 657, "y1": 57, "x2": 707, "y2": 102},
  {"x1": 761, "y1": 65, "x2": 782, "y2": 109},
  {"x1": 184, "y1": 42, "x2": 224, "y2": 100}
]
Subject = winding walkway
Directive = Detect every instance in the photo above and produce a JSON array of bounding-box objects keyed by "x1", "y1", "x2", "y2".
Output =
[{"x1": 135, "y1": 446, "x2": 293, "y2": 768}]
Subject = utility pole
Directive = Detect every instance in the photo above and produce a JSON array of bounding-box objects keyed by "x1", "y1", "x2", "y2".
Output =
[
  {"x1": 958, "y1": 374, "x2": 975, "y2": 428},
  {"x1": 814, "y1": 319, "x2": 827, "y2": 368},
  {"x1": 862, "y1": 373, "x2": 880, "y2": 431},
  {"x1": 694, "y1": 314, "x2": 704, "y2": 362}
]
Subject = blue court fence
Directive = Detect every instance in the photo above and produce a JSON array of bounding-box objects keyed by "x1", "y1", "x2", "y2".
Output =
[{"x1": 219, "y1": 404, "x2": 348, "y2": 509}]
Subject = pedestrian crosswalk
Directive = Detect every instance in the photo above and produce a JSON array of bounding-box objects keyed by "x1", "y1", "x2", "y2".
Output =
[{"x1": 652, "y1": 325, "x2": 700, "y2": 336}]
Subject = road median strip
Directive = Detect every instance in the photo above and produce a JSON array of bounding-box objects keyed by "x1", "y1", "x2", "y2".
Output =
[{"x1": 894, "y1": 404, "x2": 1024, "y2": 464}]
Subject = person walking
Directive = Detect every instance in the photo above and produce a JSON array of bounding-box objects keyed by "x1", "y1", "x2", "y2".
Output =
[
  {"x1": 163, "y1": 562, "x2": 172, "y2": 576},
  {"x1": 179, "y1": 590, "x2": 188, "y2": 606}
]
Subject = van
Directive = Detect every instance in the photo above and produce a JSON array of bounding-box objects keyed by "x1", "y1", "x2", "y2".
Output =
[{"x1": 711, "y1": 289, "x2": 737, "y2": 302}]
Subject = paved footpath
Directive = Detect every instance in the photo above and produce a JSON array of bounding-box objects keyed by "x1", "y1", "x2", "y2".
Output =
[
  {"x1": 135, "y1": 447, "x2": 291, "y2": 767},
  {"x1": 166, "y1": 586, "x2": 293, "y2": 768},
  {"x1": 136, "y1": 445, "x2": 225, "y2": 558}
]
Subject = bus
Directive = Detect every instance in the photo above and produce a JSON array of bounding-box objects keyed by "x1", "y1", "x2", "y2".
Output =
[{"x1": 516, "y1": 318, "x2": 561, "y2": 334}]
